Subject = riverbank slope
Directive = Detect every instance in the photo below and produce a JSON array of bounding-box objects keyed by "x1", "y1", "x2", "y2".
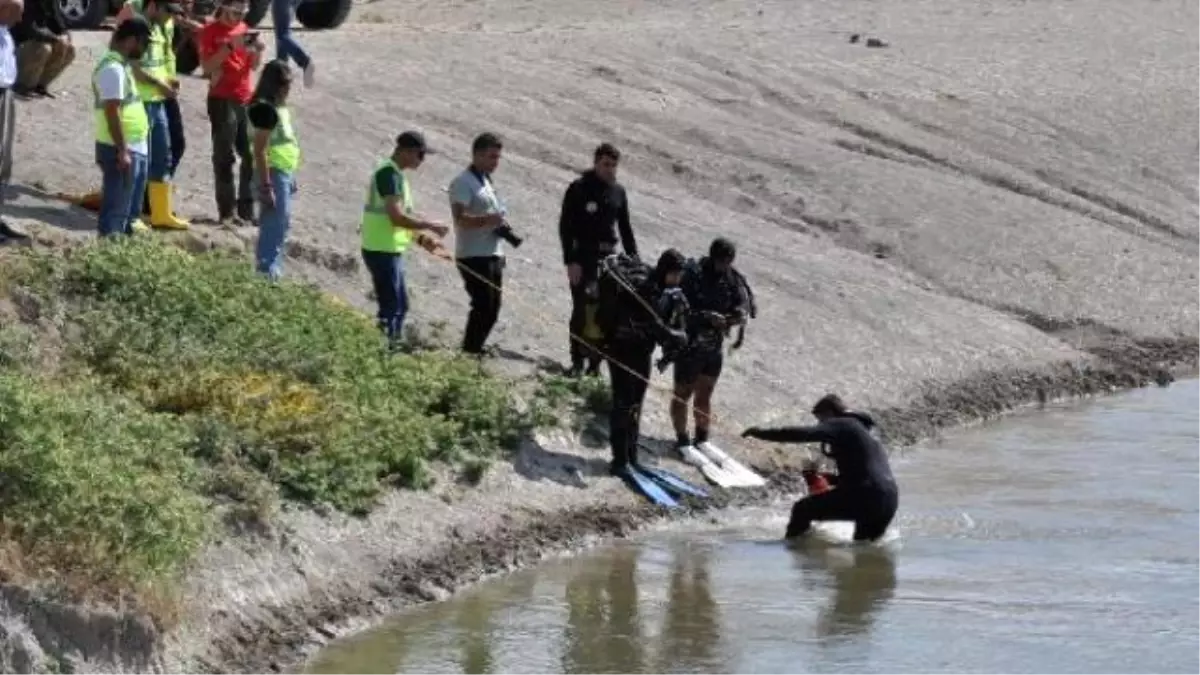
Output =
[{"x1": 0, "y1": 0, "x2": 1195, "y2": 671}]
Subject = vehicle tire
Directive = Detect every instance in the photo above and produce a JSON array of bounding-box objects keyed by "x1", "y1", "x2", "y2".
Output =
[
  {"x1": 294, "y1": 0, "x2": 352, "y2": 30},
  {"x1": 174, "y1": 35, "x2": 200, "y2": 76},
  {"x1": 56, "y1": 0, "x2": 111, "y2": 30},
  {"x1": 244, "y1": 0, "x2": 270, "y2": 27}
]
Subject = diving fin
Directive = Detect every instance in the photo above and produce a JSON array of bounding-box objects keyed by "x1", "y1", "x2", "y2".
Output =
[
  {"x1": 637, "y1": 464, "x2": 710, "y2": 499},
  {"x1": 618, "y1": 465, "x2": 680, "y2": 508},
  {"x1": 697, "y1": 442, "x2": 767, "y2": 487}
]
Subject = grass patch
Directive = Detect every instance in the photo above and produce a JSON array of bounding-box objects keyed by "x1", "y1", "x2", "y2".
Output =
[
  {"x1": 534, "y1": 373, "x2": 613, "y2": 431},
  {"x1": 0, "y1": 238, "x2": 543, "y2": 616}
]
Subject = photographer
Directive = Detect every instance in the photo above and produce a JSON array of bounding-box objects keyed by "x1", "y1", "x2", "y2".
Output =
[
  {"x1": 197, "y1": 0, "x2": 263, "y2": 225},
  {"x1": 449, "y1": 132, "x2": 517, "y2": 356}
]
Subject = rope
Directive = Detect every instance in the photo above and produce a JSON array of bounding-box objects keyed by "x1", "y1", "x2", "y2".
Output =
[{"x1": 411, "y1": 238, "x2": 741, "y2": 435}]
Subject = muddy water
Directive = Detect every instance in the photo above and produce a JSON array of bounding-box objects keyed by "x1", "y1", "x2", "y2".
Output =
[{"x1": 308, "y1": 381, "x2": 1199, "y2": 674}]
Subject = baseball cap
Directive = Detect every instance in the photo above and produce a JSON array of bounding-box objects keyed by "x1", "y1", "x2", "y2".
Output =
[
  {"x1": 395, "y1": 131, "x2": 435, "y2": 154},
  {"x1": 113, "y1": 16, "x2": 153, "y2": 40}
]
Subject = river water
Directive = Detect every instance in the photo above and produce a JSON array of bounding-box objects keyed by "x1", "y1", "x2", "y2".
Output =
[{"x1": 308, "y1": 381, "x2": 1199, "y2": 674}]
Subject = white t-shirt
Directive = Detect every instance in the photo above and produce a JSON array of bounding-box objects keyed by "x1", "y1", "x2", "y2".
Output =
[
  {"x1": 448, "y1": 168, "x2": 505, "y2": 258},
  {"x1": 0, "y1": 28, "x2": 16, "y2": 88},
  {"x1": 95, "y1": 62, "x2": 149, "y2": 155}
]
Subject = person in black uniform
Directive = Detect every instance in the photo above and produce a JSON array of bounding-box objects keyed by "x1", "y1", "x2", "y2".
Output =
[
  {"x1": 597, "y1": 249, "x2": 689, "y2": 475},
  {"x1": 671, "y1": 237, "x2": 750, "y2": 457},
  {"x1": 558, "y1": 143, "x2": 639, "y2": 377},
  {"x1": 742, "y1": 394, "x2": 899, "y2": 542}
]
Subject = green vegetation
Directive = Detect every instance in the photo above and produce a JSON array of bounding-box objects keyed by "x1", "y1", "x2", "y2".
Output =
[
  {"x1": 0, "y1": 238, "x2": 600, "y2": 616},
  {"x1": 534, "y1": 373, "x2": 613, "y2": 430}
]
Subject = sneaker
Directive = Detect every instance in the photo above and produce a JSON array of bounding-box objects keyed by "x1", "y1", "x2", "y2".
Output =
[{"x1": 303, "y1": 62, "x2": 316, "y2": 88}]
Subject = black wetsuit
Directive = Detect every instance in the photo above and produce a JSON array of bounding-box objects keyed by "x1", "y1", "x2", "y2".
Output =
[
  {"x1": 747, "y1": 413, "x2": 899, "y2": 541},
  {"x1": 675, "y1": 257, "x2": 749, "y2": 386},
  {"x1": 558, "y1": 170, "x2": 639, "y2": 371},
  {"x1": 601, "y1": 274, "x2": 686, "y2": 473}
]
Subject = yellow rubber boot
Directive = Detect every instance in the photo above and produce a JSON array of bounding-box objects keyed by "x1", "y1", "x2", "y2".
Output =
[{"x1": 148, "y1": 181, "x2": 189, "y2": 230}]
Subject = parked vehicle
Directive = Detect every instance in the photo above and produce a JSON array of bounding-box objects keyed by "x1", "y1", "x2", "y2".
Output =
[{"x1": 56, "y1": 0, "x2": 352, "y2": 74}]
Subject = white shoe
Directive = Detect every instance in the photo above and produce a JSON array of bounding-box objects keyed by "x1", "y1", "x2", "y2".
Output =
[{"x1": 303, "y1": 62, "x2": 316, "y2": 88}]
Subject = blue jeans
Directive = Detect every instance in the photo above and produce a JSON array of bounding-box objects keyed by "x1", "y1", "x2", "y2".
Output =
[
  {"x1": 95, "y1": 142, "x2": 148, "y2": 237},
  {"x1": 272, "y1": 0, "x2": 311, "y2": 69},
  {"x1": 254, "y1": 170, "x2": 293, "y2": 280},
  {"x1": 145, "y1": 100, "x2": 172, "y2": 182},
  {"x1": 362, "y1": 249, "x2": 408, "y2": 344}
]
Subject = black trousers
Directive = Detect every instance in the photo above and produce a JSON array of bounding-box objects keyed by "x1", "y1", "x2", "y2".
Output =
[
  {"x1": 206, "y1": 96, "x2": 255, "y2": 220},
  {"x1": 457, "y1": 255, "x2": 504, "y2": 354},
  {"x1": 786, "y1": 484, "x2": 899, "y2": 542},
  {"x1": 607, "y1": 338, "x2": 655, "y2": 470},
  {"x1": 165, "y1": 97, "x2": 185, "y2": 172}
]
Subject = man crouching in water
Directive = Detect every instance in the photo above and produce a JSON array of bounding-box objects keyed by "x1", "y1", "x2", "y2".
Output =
[
  {"x1": 597, "y1": 249, "x2": 689, "y2": 476},
  {"x1": 742, "y1": 394, "x2": 899, "y2": 542}
]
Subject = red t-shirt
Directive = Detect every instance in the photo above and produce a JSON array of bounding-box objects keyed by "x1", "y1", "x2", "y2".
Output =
[{"x1": 197, "y1": 20, "x2": 255, "y2": 104}]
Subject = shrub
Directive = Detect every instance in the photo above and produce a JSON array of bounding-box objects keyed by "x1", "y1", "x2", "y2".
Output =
[{"x1": 0, "y1": 374, "x2": 209, "y2": 602}]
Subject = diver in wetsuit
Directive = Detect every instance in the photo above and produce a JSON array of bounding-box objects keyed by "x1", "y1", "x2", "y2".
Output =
[
  {"x1": 558, "y1": 143, "x2": 640, "y2": 376},
  {"x1": 742, "y1": 394, "x2": 899, "y2": 542},
  {"x1": 597, "y1": 249, "x2": 689, "y2": 475},
  {"x1": 671, "y1": 237, "x2": 750, "y2": 460}
]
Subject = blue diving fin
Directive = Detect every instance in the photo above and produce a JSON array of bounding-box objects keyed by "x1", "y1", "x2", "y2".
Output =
[
  {"x1": 637, "y1": 465, "x2": 710, "y2": 499},
  {"x1": 619, "y1": 465, "x2": 680, "y2": 508}
]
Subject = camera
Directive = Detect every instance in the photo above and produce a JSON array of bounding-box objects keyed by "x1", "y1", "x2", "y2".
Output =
[{"x1": 494, "y1": 223, "x2": 524, "y2": 248}]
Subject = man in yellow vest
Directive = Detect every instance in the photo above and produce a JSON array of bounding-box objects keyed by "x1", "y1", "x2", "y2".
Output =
[
  {"x1": 360, "y1": 131, "x2": 450, "y2": 349},
  {"x1": 118, "y1": 0, "x2": 199, "y2": 220},
  {"x1": 94, "y1": 18, "x2": 153, "y2": 237},
  {"x1": 129, "y1": 0, "x2": 188, "y2": 230}
]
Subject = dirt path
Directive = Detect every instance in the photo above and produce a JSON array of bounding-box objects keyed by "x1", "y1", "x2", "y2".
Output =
[{"x1": 0, "y1": 0, "x2": 1196, "y2": 671}]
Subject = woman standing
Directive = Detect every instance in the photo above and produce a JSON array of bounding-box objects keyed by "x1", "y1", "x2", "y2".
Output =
[{"x1": 248, "y1": 59, "x2": 300, "y2": 281}]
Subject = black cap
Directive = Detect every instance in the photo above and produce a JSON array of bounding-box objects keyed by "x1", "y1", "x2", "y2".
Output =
[
  {"x1": 113, "y1": 16, "x2": 153, "y2": 40},
  {"x1": 396, "y1": 131, "x2": 435, "y2": 154}
]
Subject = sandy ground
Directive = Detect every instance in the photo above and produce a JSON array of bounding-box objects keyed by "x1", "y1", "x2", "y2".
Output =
[{"x1": 0, "y1": 0, "x2": 1196, "y2": 671}]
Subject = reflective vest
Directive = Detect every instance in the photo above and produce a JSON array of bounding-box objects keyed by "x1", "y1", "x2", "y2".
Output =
[
  {"x1": 164, "y1": 18, "x2": 176, "y2": 79},
  {"x1": 360, "y1": 159, "x2": 414, "y2": 254},
  {"x1": 260, "y1": 103, "x2": 301, "y2": 173},
  {"x1": 93, "y1": 50, "x2": 150, "y2": 147},
  {"x1": 136, "y1": 21, "x2": 171, "y2": 102}
]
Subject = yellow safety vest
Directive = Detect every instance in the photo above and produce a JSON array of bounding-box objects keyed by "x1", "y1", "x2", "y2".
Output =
[
  {"x1": 260, "y1": 103, "x2": 301, "y2": 173},
  {"x1": 360, "y1": 159, "x2": 414, "y2": 254},
  {"x1": 164, "y1": 18, "x2": 177, "y2": 79},
  {"x1": 125, "y1": 0, "x2": 176, "y2": 78},
  {"x1": 136, "y1": 21, "x2": 171, "y2": 102},
  {"x1": 93, "y1": 50, "x2": 150, "y2": 146}
]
